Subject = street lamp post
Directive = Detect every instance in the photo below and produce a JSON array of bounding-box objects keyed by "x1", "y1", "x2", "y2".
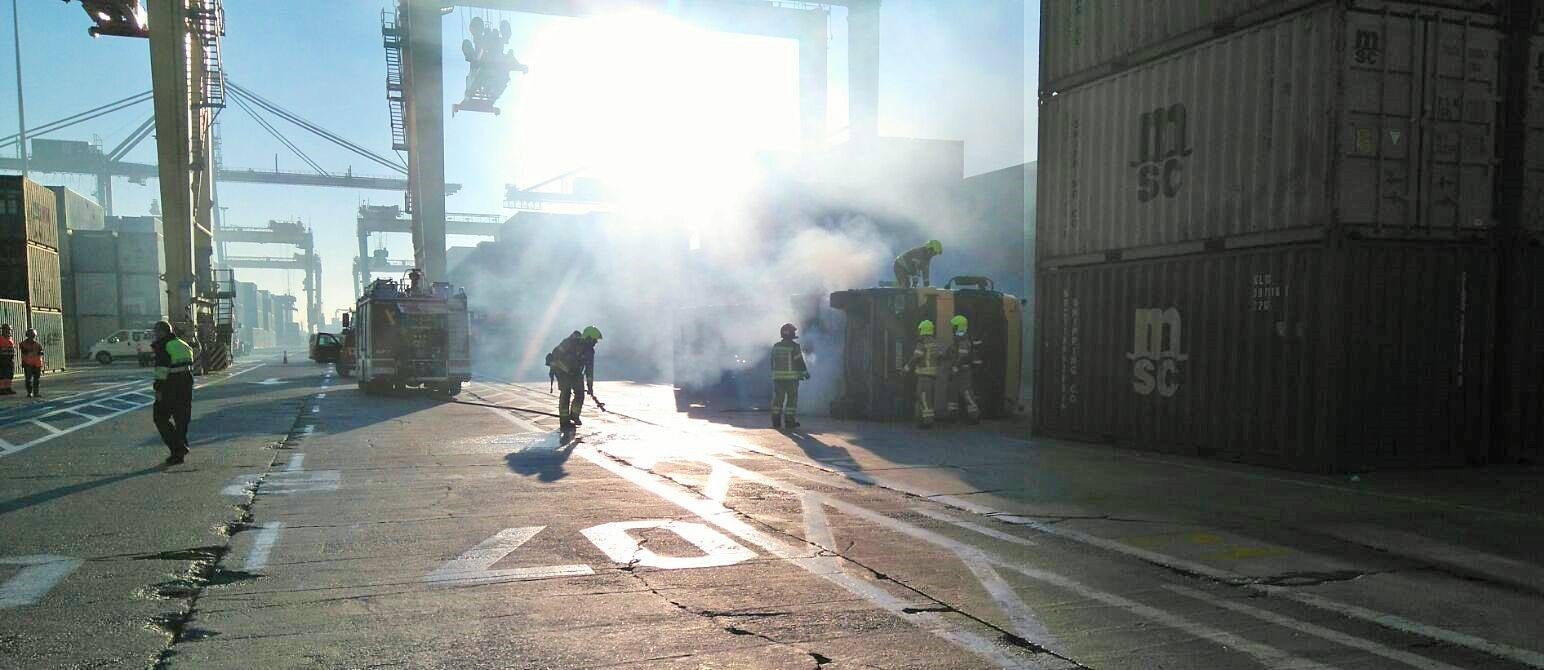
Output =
[{"x1": 10, "y1": 0, "x2": 28, "y2": 176}]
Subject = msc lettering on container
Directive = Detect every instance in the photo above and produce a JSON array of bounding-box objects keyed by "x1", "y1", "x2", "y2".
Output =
[
  {"x1": 1128, "y1": 308, "x2": 1187, "y2": 397},
  {"x1": 1130, "y1": 103, "x2": 1191, "y2": 202}
]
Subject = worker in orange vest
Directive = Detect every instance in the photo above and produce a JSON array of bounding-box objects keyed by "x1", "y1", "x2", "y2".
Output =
[
  {"x1": 19, "y1": 328, "x2": 45, "y2": 398},
  {"x1": 0, "y1": 324, "x2": 14, "y2": 396}
]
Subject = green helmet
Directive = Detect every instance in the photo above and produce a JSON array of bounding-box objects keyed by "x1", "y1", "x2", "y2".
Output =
[
  {"x1": 927, "y1": 239, "x2": 943, "y2": 255},
  {"x1": 582, "y1": 325, "x2": 603, "y2": 342},
  {"x1": 950, "y1": 315, "x2": 968, "y2": 333},
  {"x1": 917, "y1": 320, "x2": 935, "y2": 336}
]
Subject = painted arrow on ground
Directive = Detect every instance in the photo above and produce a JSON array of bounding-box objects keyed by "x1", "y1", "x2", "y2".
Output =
[{"x1": 252, "y1": 378, "x2": 293, "y2": 386}]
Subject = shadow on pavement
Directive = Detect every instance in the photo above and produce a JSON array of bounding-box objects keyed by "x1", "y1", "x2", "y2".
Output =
[
  {"x1": 504, "y1": 432, "x2": 579, "y2": 483},
  {"x1": 0, "y1": 465, "x2": 164, "y2": 517}
]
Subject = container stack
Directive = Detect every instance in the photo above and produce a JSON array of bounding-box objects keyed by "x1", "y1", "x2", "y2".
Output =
[
  {"x1": 107, "y1": 216, "x2": 167, "y2": 329},
  {"x1": 1, "y1": 176, "x2": 66, "y2": 371},
  {"x1": 67, "y1": 230, "x2": 123, "y2": 359},
  {"x1": 1034, "y1": 0, "x2": 1519, "y2": 472},
  {"x1": 49, "y1": 187, "x2": 107, "y2": 359}
]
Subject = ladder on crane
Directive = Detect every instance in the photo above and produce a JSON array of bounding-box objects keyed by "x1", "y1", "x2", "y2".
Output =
[
  {"x1": 382, "y1": 8, "x2": 409, "y2": 153},
  {"x1": 191, "y1": 0, "x2": 226, "y2": 109}
]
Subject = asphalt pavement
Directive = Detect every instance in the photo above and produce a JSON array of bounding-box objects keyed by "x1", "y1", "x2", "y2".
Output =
[{"x1": 2, "y1": 363, "x2": 1542, "y2": 669}]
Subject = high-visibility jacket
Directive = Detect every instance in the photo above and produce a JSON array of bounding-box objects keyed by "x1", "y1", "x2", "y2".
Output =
[
  {"x1": 0, "y1": 336, "x2": 13, "y2": 365},
  {"x1": 19, "y1": 339, "x2": 43, "y2": 368},
  {"x1": 771, "y1": 339, "x2": 808, "y2": 381},
  {"x1": 951, "y1": 332, "x2": 982, "y2": 373},
  {"x1": 907, "y1": 336, "x2": 947, "y2": 378},
  {"x1": 153, "y1": 335, "x2": 195, "y2": 382}
]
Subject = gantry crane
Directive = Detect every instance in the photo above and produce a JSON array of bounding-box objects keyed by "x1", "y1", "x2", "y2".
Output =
[{"x1": 384, "y1": 0, "x2": 880, "y2": 285}]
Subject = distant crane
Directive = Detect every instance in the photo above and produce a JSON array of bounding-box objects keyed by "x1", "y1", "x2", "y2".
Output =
[{"x1": 218, "y1": 220, "x2": 324, "y2": 331}]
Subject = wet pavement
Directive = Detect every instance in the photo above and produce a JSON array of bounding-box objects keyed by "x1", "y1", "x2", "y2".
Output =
[{"x1": 2, "y1": 361, "x2": 1542, "y2": 668}]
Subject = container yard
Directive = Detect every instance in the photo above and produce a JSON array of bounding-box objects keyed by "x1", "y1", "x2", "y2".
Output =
[{"x1": 1, "y1": 2, "x2": 1541, "y2": 669}]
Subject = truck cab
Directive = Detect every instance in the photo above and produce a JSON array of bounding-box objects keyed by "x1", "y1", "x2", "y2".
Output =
[{"x1": 88, "y1": 329, "x2": 154, "y2": 366}]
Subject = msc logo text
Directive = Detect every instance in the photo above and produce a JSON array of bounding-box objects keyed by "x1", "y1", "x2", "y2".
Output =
[
  {"x1": 1127, "y1": 307, "x2": 1187, "y2": 397},
  {"x1": 1130, "y1": 103, "x2": 1192, "y2": 203}
]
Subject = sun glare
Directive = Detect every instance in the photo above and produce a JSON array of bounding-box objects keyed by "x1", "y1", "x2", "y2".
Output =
[{"x1": 510, "y1": 11, "x2": 800, "y2": 215}]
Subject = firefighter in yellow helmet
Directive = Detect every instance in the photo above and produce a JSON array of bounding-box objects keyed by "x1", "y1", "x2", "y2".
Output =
[
  {"x1": 946, "y1": 315, "x2": 982, "y2": 423},
  {"x1": 893, "y1": 239, "x2": 943, "y2": 288},
  {"x1": 151, "y1": 320, "x2": 196, "y2": 465},
  {"x1": 905, "y1": 319, "x2": 949, "y2": 428},
  {"x1": 547, "y1": 326, "x2": 602, "y2": 432},
  {"x1": 771, "y1": 323, "x2": 810, "y2": 429}
]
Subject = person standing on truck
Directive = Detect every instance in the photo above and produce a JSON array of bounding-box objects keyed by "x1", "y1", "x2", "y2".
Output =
[
  {"x1": 771, "y1": 323, "x2": 810, "y2": 429},
  {"x1": 19, "y1": 329, "x2": 45, "y2": 398},
  {"x1": 905, "y1": 319, "x2": 948, "y2": 428},
  {"x1": 945, "y1": 315, "x2": 981, "y2": 424},
  {"x1": 151, "y1": 320, "x2": 196, "y2": 465},
  {"x1": 547, "y1": 326, "x2": 602, "y2": 432},
  {"x1": 893, "y1": 240, "x2": 943, "y2": 288},
  {"x1": 0, "y1": 324, "x2": 15, "y2": 396}
]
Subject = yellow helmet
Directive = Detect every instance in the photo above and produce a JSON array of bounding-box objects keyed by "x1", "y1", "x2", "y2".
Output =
[
  {"x1": 950, "y1": 315, "x2": 968, "y2": 333},
  {"x1": 917, "y1": 320, "x2": 935, "y2": 336},
  {"x1": 927, "y1": 239, "x2": 943, "y2": 254},
  {"x1": 582, "y1": 326, "x2": 603, "y2": 341}
]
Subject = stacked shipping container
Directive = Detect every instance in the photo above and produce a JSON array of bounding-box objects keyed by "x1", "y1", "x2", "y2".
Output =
[
  {"x1": 1, "y1": 176, "x2": 65, "y2": 371},
  {"x1": 1035, "y1": 1, "x2": 1522, "y2": 471},
  {"x1": 50, "y1": 187, "x2": 107, "y2": 359}
]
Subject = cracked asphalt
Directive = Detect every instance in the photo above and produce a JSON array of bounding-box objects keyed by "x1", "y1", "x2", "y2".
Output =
[{"x1": 3, "y1": 361, "x2": 1543, "y2": 669}]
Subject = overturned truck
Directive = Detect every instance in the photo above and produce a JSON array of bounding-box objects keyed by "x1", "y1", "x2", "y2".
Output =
[{"x1": 829, "y1": 278, "x2": 1023, "y2": 421}]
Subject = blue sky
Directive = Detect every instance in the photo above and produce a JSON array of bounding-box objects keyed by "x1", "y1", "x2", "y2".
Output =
[{"x1": 3, "y1": 0, "x2": 1034, "y2": 324}]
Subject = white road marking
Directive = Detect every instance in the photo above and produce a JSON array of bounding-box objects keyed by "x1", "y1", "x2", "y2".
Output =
[
  {"x1": 260, "y1": 470, "x2": 340, "y2": 495},
  {"x1": 1162, "y1": 585, "x2": 1466, "y2": 670},
  {"x1": 244, "y1": 522, "x2": 284, "y2": 572},
  {"x1": 800, "y1": 493, "x2": 837, "y2": 551},
  {"x1": 28, "y1": 420, "x2": 63, "y2": 435},
  {"x1": 221, "y1": 474, "x2": 261, "y2": 497},
  {"x1": 914, "y1": 508, "x2": 1038, "y2": 547},
  {"x1": 569, "y1": 445, "x2": 1056, "y2": 669},
  {"x1": 286, "y1": 454, "x2": 305, "y2": 472},
  {"x1": 1265, "y1": 587, "x2": 1544, "y2": 668},
  {"x1": 0, "y1": 555, "x2": 84, "y2": 609},
  {"x1": 1315, "y1": 524, "x2": 1544, "y2": 594},
  {"x1": 704, "y1": 463, "x2": 731, "y2": 502},
  {"x1": 425, "y1": 527, "x2": 594, "y2": 586},
  {"x1": 581, "y1": 519, "x2": 756, "y2": 570}
]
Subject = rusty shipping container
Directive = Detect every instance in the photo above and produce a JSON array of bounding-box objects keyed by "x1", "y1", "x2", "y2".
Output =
[
  {"x1": 1040, "y1": 0, "x2": 1500, "y2": 90},
  {"x1": 28, "y1": 308, "x2": 66, "y2": 372},
  {"x1": 0, "y1": 244, "x2": 63, "y2": 311},
  {"x1": 1038, "y1": 3, "x2": 1501, "y2": 261},
  {"x1": 0, "y1": 175, "x2": 59, "y2": 250},
  {"x1": 1034, "y1": 241, "x2": 1494, "y2": 472}
]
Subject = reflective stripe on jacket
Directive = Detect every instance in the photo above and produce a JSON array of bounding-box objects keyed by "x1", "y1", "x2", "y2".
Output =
[
  {"x1": 907, "y1": 336, "x2": 944, "y2": 377},
  {"x1": 771, "y1": 340, "x2": 807, "y2": 381},
  {"x1": 154, "y1": 336, "x2": 195, "y2": 380},
  {"x1": 19, "y1": 340, "x2": 43, "y2": 368}
]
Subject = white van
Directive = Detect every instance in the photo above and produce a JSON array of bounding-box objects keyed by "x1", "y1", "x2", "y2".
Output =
[{"x1": 88, "y1": 329, "x2": 155, "y2": 366}]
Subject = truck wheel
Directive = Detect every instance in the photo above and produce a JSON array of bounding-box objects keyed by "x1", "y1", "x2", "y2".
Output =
[
  {"x1": 448, "y1": 382, "x2": 463, "y2": 397},
  {"x1": 95, "y1": 352, "x2": 113, "y2": 365}
]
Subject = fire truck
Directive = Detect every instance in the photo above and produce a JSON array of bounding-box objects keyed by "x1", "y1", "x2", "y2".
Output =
[{"x1": 353, "y1": 270, "x2": 471, "y2": 397}]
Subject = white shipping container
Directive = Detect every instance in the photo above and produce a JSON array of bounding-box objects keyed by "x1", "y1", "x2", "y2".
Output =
[
  {"x1": 73, "y1": 273, "x2": 120, "y2": 315},
  {"x1": 119, "y1": 273, "x2": 168, "y2": 316},
  {"x1": 1037, "y1": 3, "x2": 1501, "y2": 260}
]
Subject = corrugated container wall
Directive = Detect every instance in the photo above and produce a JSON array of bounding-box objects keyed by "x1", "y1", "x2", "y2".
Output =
[
  {"x1": 28, "y1": 308, "x2": 66, "y2": 371},
  {"x1": 1037, "y1": 3, "x2": 1500, "y2": 260},
  {"x1": 74, "y1": 315, "x2": 123, "y2": 359},
  {"x1": 73, "y1": 273, "x2": 120, "y2": 315},
  {"x1": 116, "y1": 232, "x2": 165, "y2": 275},
  {"x1": 106, "y1": 216, "x2": 162, "y2": 235},
  {"x1": 69, "y1": 230, "x2": 119, "y2": 273},
  {"x1": 48, "y1": 186, "x2": 104, "y2": 273},
  {"x1": 1035, "y1": 241, "x2": 1493, "y2": 472},
  {"x1": 1525, "y1": 27, "x2": 1544, "y2": 231},
  {"x1": 1040, "y1": 0, "x2": 1500, "y2": 89},
  {"x1": 0, "y1": 176, "x2": 60, "y2": 250},
  {"x1": 1496, "y1": 243, "x2": 1544, "y2": 464},
  {"x1": 25, "y1": 245, "x2": 62, "y2": 310},
  {"x1": 119, "y1": 273, "x2": 167, "y2": 317},
  {"x1": 237, "y1": 281, "x2": 259, "y2": 328},
  {"x1": 0, "y1": 299, "x2": 25, "y2": 335}
]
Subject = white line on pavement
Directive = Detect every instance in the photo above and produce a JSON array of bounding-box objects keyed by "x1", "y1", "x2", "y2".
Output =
[
  {"x1": 0, "y1": 555, "x2": 84, "y2": 609},
  {"x1": 914, "y1": 508, "x2": 1038, "y2": 548},
  {"x1": 244, "y1": 522, "x2": 284, "y2": 572},
  {"x1": 1314, "y1": 524, "x2": 1544, "y2": 595},
  {"x1": 286, "y1": 454, "x2": 305, "y2": 472},
  {"x1": 425, "y1": 527, "x2": 594, "y2": 586},
  {"x1": 1162, "y1": 585, "x2": 1466, "y2": 670}
]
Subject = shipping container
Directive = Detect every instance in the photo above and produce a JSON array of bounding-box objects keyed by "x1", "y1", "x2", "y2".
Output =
[
  {"x1": 72, "y1": 315, "x2": 124, "y2": 361},
  {"x1": 259, "y1": 290, "x2": 274, "y2": 330},
  {"x1": 0, "y1": 243, "x2": 62, "y2": 311},
  {"x1": 236, "y1": 281, "x2": 259, "y2": 330},
  {"x1": 1037, "y1": 3, "x2": 1500, "y2": 260},
  {"x1": 1039, "y1": 0, "x2": 1498, "y2": 90},
  {"x1": 72, "y1": 272, "x2": 120, "y2": 315},
  {"x1": 116, "y1": 231, "x2": 165, "y2": 275},
  {"x1": 119, "y1": 273, "x2": 167, "y2": 317},
  {"x1": 1524, "y1": 30, "x2": 1544, "y2": 232},
  {"x1": 68, "y1": 230, "x2": 119, "y2": 273},
  {"x1": 0, "y1": 299, "x2": 25, "y2": 336},
  {"x1": 1494, "y1": 242, "x2": 1543, "y2": 464},
  {"x1": 830, "y1": 287, "x2": 1023, "y2": 421},
  {"x1": 1034, "y1": 241, "x2": 1493, "y2": 472},
  {"x1": 0, "y1": 175, "x2": 59, "y2": 250},
  {"x1": 28, "y1": 309, "x2": 66, "y2": 372},
  {"x1": 106, "y1": 216, "x2": 162, "y2": 235},
  {"x1": 49, "y1": 186, "x2": 105, "y2": 274}
]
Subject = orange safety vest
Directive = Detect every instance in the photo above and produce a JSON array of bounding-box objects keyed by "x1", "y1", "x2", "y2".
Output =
[{"x1": 19, "y1": 340, "x2": 44, "y2": 368}]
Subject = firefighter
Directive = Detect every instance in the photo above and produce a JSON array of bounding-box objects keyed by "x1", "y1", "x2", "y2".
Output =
[
  {"x1": 905, "y1": 319, "x2": 947, "y2": 428},
  {"x1": 19, "y1": 328, "x2": 45, "y2": 398},
  {"x1": 893, "y1": 240, "x2": 943, "y2": 288},
  {"x1": 151, "y1": 320, "x2": 196, "y2": 465},
  {"x1": 0, "y1": 324, "x2": 14, "y2": 396},
  {"x1": 547, "y1": 326, "x2": 602, "y2": 432},
  {"x1": 771, "y1": 323, "x2": 810, "y2": 429},
  {"x1": 946, "y1": 315, "x2": 982, "y2": 424}
]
